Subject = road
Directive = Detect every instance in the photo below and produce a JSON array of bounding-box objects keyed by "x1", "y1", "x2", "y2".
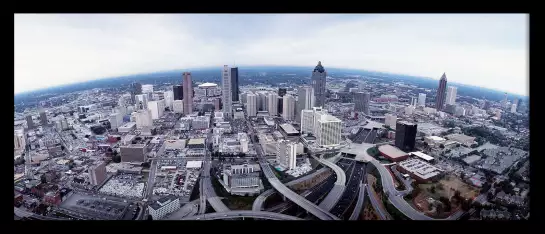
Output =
[
  {"x1": 200, "y1": 141, "x2": 230, "y2": 213},
  {"x1": 165, "y1": 199, "x2": 200, "y2": 220},
  {"x1": 349, "y1": 182, "x2": 367, "y2": 220},
  {"x1": 181, "y1": 210, "x2": 302, "y2": 220},
  {"x1": 312, "y1": 154, "x2": 346, "y2": 211}
]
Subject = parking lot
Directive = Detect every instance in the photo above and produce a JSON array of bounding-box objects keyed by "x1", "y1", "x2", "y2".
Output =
[
  {"x1": 60, "y1": 192, "x2": 130, "y2": 220},
  {"x1": 99, "y1": 174, "x2": 146, "y2": 199},
  {"x1": 151, "y1": 159, "x2": 200, "y2": 200}
]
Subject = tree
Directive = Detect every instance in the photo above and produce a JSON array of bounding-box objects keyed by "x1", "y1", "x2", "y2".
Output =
[
  {"x1": 439, "y1": 144, "x2": 445, "y2": 149},
  {"x1": 40, "y1": 174, "x2": 47, "y2": 184},
  {"x1": 61, "y1": 145, "x2": 66, "y2": 151},
  {"x1": 112, "y1": 155, "x2": 121, "y2": 163},
  {"x1": 430, "y1": 186, "x2": 436, "y2": 194}
]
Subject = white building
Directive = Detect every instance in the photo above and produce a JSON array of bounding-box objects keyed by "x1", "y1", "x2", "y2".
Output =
[
  {"x1": 267, "y1": 92, "x2": 279, "y2": 116},
  {"x1": 222, "y1": 65, "x2": 232, "y2": 116},
  {"x1": 148, "y1": 195, "x2": 181, "y2": 220},
  {"x1": 147, "y1": 99, "x2": 165, "y2": 119},
  {"x1": 135, "y1": 94, "x2": 149, "y2": 110},
  {"x1": 135, "y1": 109, "x2": 153, "y2": 129},
  {"x1": 276, "y1": 140, "x2": 297, "y2": 170},
  {"x1": 446, "y1": 86, "x2": 458, "y2": 105},
  {"x1": 314, "y1": 111, "x2": 342, "y2": 147},
  {"x1": 405, "y1": 105, "x2": 415, "y2": 115},
  {"x1": 142, "y1": 84, "x2": 154, "y2": 94},
  {"x1": 192, "y1": 116, "x2": 210, "y2": 130},
  {"x1": 109, "y1": 113, "x2": 124, "y2": 129},
  {"x1": 14, "y1": 129, "x2": 26, "y2": 150},
  {"x1": 418, "y1": 93, "x2": 426, "y2": 107},
  {"x1": 385, "y1": 114, "x2": 397, "y2": 129},
  {"x1": 282, "y1": 94, "x2": 295, "y2": 121},
  {"x1": 296, "y1": 86, "x2": 315, "y2": 122},
  {"x1": 511, "y1": 104, "x2": 517, "y2": 113},
  {"x1": 246, "y1": 93, "x2": 257, "y2": 117},
  {"x1": 301, "y1": 109, "x2": 315, "y2": 134},
  {"x1": 163, "y1": 90, "x2": 174, "y2": 110},
  {"x1": 172, "y1": 100, "x2": 184, "y2": 114}
]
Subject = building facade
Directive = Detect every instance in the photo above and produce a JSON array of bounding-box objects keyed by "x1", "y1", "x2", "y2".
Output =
[
  {"x1": 221, "y1": 65, "x2": 232, "y2": 116},
  {"x1": 311, "y1": 61, "x2": 327, "y2": 107},
  {"x1": 147, "y1": 99, "x2": 165, "y2": 119},
  {"x1": 88, "y1": 161, "x2": 107, "y2": 186},
  {"x1": 246, "y1": 93, "x2": 257, "y2": 117},
  {"x1": 418, "y1": 93, "x2": 426, "y2": 107},
  {"x1": 148, "y1": 195, "x2": 181, "y2": 220},
  {"x1": 231, "y1": 67, "x2": 239, "y2": 102},
  {"x1": 395, "y1": 121, "x2": 418, "y2": 152},
  {"x1": 182, "y1": 72, "x2": 193, "y2": 115},
  {"x1": 173, "y1": 85, "x2": 183, "y2": 101},
  {"x1": 130, "y1": 82, "x2": 142, "y2": 104},
  {"x1": 314, "y1": 111, "x2": 342, "y2": 147},
  {"x1": 435, "y1": 73, "x2": 448, "y2": 110},
  {"x1": 267, "y1": 92, "x2": 279, "y2": 116},
  {"x1": 296, "y1": 86, "x2": 315, "y2": 122},
  {"x1": 282, "y1": 94, "x2": 295, "y2": 121},
  {"x1": 353, "y1": 92, "x2": 370, "y2": 114},
  {"x1": 172, "y1": 100, "x2": 184, "y2": 114},
  {"x1": 446, "y1": 86, "x2": 457, "y2": 105},
  {"x1": 120, "y1": 144, "x2": 147, "y2": 163}
]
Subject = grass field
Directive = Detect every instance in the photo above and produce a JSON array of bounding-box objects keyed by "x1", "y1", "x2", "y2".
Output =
[{"x1": 418, "y1": 174, "x2": 479, "y2": 200}]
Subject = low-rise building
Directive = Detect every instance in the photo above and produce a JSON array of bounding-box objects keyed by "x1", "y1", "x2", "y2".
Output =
[
  {"x1": 397, "y1": 158, "x2": 444, "y2": 183},
  {"x1": 378, "y1": 144, "x2": 409, "y2": 162},
  {"x1": 148, "y1": 195, "x2": 181, "y2": 220},
  {"x1": 445, "y1": 133, "x2": 476, "y2": 147}
]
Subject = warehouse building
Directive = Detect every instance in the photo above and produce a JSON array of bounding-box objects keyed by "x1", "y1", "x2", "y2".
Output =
[
  {"x1": 397, "y1": 158, "x2": 444, "y2": 183},
  {"x1": 378, "y1": 144, "x2": 409, "y2": 162}
]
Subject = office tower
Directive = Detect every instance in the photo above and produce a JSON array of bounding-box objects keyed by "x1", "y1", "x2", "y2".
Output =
[
  {"x1": 88, "y1": 162, "x2": 107, "y2": 186},
  {"x1": 135, "y1": 94, "x2": 149, "y2": 110},
  {"x1": 267, "y1": 92, "x2": 279, "y2": 116},
  {"x1": 135, "y1": 109, "x2": 153, "y2": 128},
  {"x1": 258, "y1": 92, "x2": 267, "y2": 111},
  {"x1": 173, "y1": 85, "x2": 183, "y2": 101},
  {"x1": 395, "y1": 121, "x2": 417, "y2": 152},
  {"x1": 353, "y1": 92, "x2": 370, "y2": 114},
  {"x1": 246, "y1": 93, "x2": 257, "y2": 117},
  {"x1": 435, "y1": 73, "x2": 448, "y2": 110},
  {"x1": 142, "y1": 84, "x2": 154, "y2": 94},
  {"x1": 14, "y1": 129, "x2": 26, "y2": 150},
  {"x1": 130, "y1": 82, "x2": 142, "y2": 104},
  {"x1": 296, "y1": 86, "x2": 315, "y2": 122},
  {"x1": 164, "y1": 90, "x2": 174, "y2": 110},
  {"x1": 513, "y1": 98, "x2": 520, "y2": 112},
  {"x1": 214, "y1": 98, "x2": 221, "y2": 111},
  {"x1": 277, "y1": 96, "x2": 283, "y2": 115},
  {"x1": 276, "y1": 140, "x2": 297, "y2": 170},
  {"x1": 311, "y1": 61, "x2": 327, "y2": 107},
  {"x1": 418, "y1": 93, "x2": 426, "y2": 107},
  {"x1": 385, "y1": 114, "x2": 397, "y2": 129},
  {"x1": 301, "y1": 110, "x2": 315, "y2": 134},
  {"x1": 278, "y1": 88, "x2": 287, "y2": 97},
  {"x1": 240, "y1": 93, "x2": 247, "y2": 104},
  {"x1": 147, "y1": 99, "x2": 165, "y2": 119},
  {"x1": 120, "y1": 144, "x2": 147, "y2": 162},
  {"x1": 511, "y1": 104, "x2": 517, "y2": 113},
  {"x1": 172, "y1": 100, "x2": 184, "y2": 114},
  {"x1": 314, "y1": 111, "x2": 342, "y2": 147},
  {"x1": 231, "y1": 67, "x2": 239, "y2": 102},
  {"x1": 221, "y1": 65, "x2": 232, "y2": 116},
  {"x1": 39, "y1": 110, "x2": 48, "y2": 126},
  {"x1": 282, "y1": 94, "x2": 295, "y2": 121},
  {"x1": 183, "y1": 72, "x2": 193, "y2": 115},
  {"x1": 26, "y1": 115, "x2": 34, "y2": 129},
  {"x1": 109, "y1": 113, "x2": 123, "y2": 129},
  {"x1": 446, "y1": 86, "x2": 457, "y2": 105}
]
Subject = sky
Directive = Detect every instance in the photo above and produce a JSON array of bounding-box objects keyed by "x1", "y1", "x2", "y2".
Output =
[{"x1": 14, "y1": 14, "x2": 528, "y2": 96}]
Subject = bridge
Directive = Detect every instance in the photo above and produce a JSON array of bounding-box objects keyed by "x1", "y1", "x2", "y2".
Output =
[{"x1": 181, "y1": 210, "x2": 303, "y2": 220}]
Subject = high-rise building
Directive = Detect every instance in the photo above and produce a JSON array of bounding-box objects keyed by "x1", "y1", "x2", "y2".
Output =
[
  {"x1": 173, "y1": 85, "x2": 183, "y2": 101},
  {"x1": 353, "y1": 92, "x2": 370, "y2": 114},
  {"x1": 135, "y1": 109, "x2": 153, "y2": 129},
  {"x1": 418, "y1": 93, "x2": 426, "y2": 107},
  {"x1": 142, "y1": 84, "x2": 154, "y2": 94},
  {"x1": 39, "y1": 110, "x2": 48, "y2": 126},
  {"x1": 88, "y1": 161, "x2": 107, "y2": 186},
  {"x1": 14, "y1": 129, "x2": 26, "y2": 150},
  {"x1": 135, "y1": 94, "x2": 149, "y2": 110},
  {"x1": 163, "y1": 90, "x2": 174, "y2": 110},
  {"x1": 258, "y1": 92, "x2": 267, "y2": 111},
  {"x1": 311, "y1": 61, "x2": 327, "y2": 107},
  {"x1": 172, "y1": 100, "x2": 184, "y2": 114},
  {"x1": 147, "y1": 99, "x2": 165, "y2": 119},
  {"x1": 183, "y1": 72, "x2": 193, "y2": 115},
  {"x1": 385, "y1": 114, "x2": 397, "y2": 129},
  {"x1": 277, "y1": 96, "x2": 283, "y2": 115},
  {"x1": 446, "y1": 86, "x2": 457, "y2": 105},
  {"x1": 267, "y1": 92, "x2": 279, "y2": 116},
  {"x1": 221, "y1": 65, "x2": 232, "y2": 116},
  {"x1": 246, "y1": 93, "x2": 257, "y2": 117},
  {"x1": 511, "y1": 103, "x2": 517, "y2": 113},
  {"x1": 301, "y1": 109, "x2": 315, "y2": 134},
  {"x1": 214, "y1": 98, "x2": 221, "y2": 111},
  {"x1": 276, "y1": 140, "x2": 297, "y2": 170},
  {"x1": 395, "y1": 121, "x2": 417, "y2": 152},
  {"x1": 109, "y1": 113, "x2": 123, "y2": 130},
  {"x1": 282, "y1": 94, "x2": 295, "y2": 121},
  {"x1": 296, "y1": 86, "x2": 315, "y2": 122},
  {"x1": 26, "y1": 115, "x2": 34, "y2": 129},
  {"x1": 231, "y1": 67, "x2": 239, "y2": 102},
  {"x1": 314, "y1": 111, "x2": 342, "y2": 147},
  {"x1": 435, "y1": 73, "x2": 448, "y2": 110},
  {"x1": 278, "y1": 88, "x2": 287, "y2": 97},
  {"x1": 130, "y1": 82, "x2": 142, "y2": 104}
]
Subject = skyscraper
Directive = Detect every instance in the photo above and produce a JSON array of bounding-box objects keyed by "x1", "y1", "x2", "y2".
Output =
[
  {"x1": 222, "y1": 65, "x2": 232, "y2": 116},
  {"x1": 26, "y1": 115, "x2": 34, "y2": 129},
  {"x1": 164, "y1": 90, "x2": 174, "y2": 110},
  {"x1": 14, "y1": 129, "x2": 26, "y2": 150},
  {"x1": 276, "y1": 140, "x2": 297, "y2": 170},
  {"x1": 296, "y1": 86, "x2": 315, "y2": 122},
  {"x1": 230, "y1": 67, "x2": 239, "y2": 102},
  {"x1": 147, "y1": 100, "x2": 165, "y2": 119},
  {"x1": 435, "y1": 73, "x2": 448, "y2": 111},
  {"x1": 301, "y1": 109, "x2": 315, "y2": 134},
  {"x1": 173, "y1": 85, "x2": 183, "y2": 100},
  {"x1": 418, "y1": 93, "x2": 426, "y2": 107},
  {"x1": 311, "y1": 61, "x2": 327, "y2": 107},
  {"x1": 353, "y1": 92, "x2": 370, "y2": 114},
  {"x1": 395, "y1": 121, "x2": 417, "y2": 152},
  {"x1": 445, "y1": 86, "x2": 457, "y2": 105},
  {"x1": 267, "y1": 92, "x2": 279, "y2": 116},
  {"x1": 282, "y1": 94, "x2": 295, "y2": 121},
  {"x1": 246, "y1": 93, "x2": 257, "y2": 117},
  {"x1": 39, "y1": 110, "x2": 48, "y2": 126},
  {"x1": 314, "y1": 110, "x2": 342, "y2": 147},
  {"x1": 135, "y1": 94, "x2": 148, "y2": 110},
  {"x1": 130, "y1": 82, "x2": 142, "y2": 104},
  {"x1": 183, "y1": 72, "x2": 193, "y2": 115}
]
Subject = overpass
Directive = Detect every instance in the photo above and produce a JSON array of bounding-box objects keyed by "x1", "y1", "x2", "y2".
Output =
[
  {"x1": 349, "y1": 182, "x2": 367, "y2": 220},
  {"x1": 312, "y1": 154, "x2": 347, "y2": 211},
  {"x1": 181, "y1": 210, "x2": 302, "y2": 220}
]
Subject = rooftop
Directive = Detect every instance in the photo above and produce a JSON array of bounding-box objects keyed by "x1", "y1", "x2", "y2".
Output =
[
  {"x1": 187, "y1": 138, "x2": 205, "y2": 145},
  {"x1": 378, "y1": 144, "x2": 408, "y2": 158}
]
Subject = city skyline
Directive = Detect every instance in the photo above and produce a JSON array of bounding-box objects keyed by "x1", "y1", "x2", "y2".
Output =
[{"x1": 15, "y1": 14, "x2": 528, "y2": 95}]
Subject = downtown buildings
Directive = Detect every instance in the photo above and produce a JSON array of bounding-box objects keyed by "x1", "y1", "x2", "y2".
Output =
[
  {"x1": 395, "y1": 121, "x2": 418, "y2": 152},
  {"x1": 301, "y1": 107, "x2": 342, "y2": 147},
  {"x1": 446, "y1": 86, "x2": 458, "y2": 105},
  {"x1": 311, "y1": 61, "x2": 327, "y2": 108},
  {"x1": 222, "y1": 65, "x2": 232, "y2": 117},
  {"x1": 282, "y1": 94, "x2": 296, "y2": 121},
  {"x1": 353, "y1": 92, "x2": 370, "y2": 114},
  {"x1": 183, "y1": 72, "x2": 193, "y2": 115},
  {"x1": 296, "y1": 86, "x2": 315, "y2": 122}
]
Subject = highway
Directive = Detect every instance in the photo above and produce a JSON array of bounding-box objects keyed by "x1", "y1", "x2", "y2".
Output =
[
  {"x1": 181, "y1": 210, "x2": 302, "y2": 220},
  {"x1": 367, "y1": 183, "x2": 393, "y2": 220},
  {"x1": 200, "y1": 144, "x2": 230, "y2": 213},
  {"x1": 165, "y1": 199, "x2": 200, "y2": 220},
  {"x1": 349, "y1": 182, "x2": 367, "y2": 220},
  {"x1": 312, "y1": 154, "x2": 346, "y2": 211}
]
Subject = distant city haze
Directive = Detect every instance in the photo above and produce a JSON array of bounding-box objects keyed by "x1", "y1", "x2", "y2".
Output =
[{"x1": 15, "y1": 14, "x2": 528, "y2": 95}]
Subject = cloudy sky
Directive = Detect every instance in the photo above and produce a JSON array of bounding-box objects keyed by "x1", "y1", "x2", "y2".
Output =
[{"x1": 15, "y1": 14, "x2": 528, "y2": 95}]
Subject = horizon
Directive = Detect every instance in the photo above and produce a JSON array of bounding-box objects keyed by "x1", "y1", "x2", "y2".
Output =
[{"x1": 15, "y1": 14, "x2": 528, "y2": 96}]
